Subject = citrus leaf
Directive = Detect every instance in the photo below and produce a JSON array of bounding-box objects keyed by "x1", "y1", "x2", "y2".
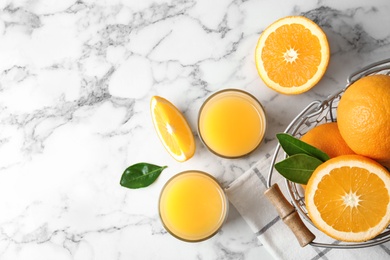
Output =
[
  {"x1": 120, "y1": 163, "x2": 167, "y2": 189},
  {"x1": 274, "y1": 154, "x2": 322, "y2": 184},
  {"x1": 276, "y1": 133, "x2": 330, "y2": 162}
]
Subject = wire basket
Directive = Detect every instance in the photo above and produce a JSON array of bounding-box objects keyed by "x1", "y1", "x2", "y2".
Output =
[{"x1": 267, "y1": 58, "x2": 390, "y2": 249}]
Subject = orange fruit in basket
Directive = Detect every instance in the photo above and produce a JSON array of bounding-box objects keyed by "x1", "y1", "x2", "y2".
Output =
[
  {"x1": 301, "y1": 122, "x2": 355, "y2": 158},
  {"x1": 305, "y1": 154, "x2": 390, "y2": 242},
  {"x1": 150, "y1": 96, "x2": 195, "y2": 162},
  {"x1": 337, "y1": 75, "x2": 390, "y2": 168},
  {"x1": 255, "y1": 16, "x2": 330, "y2": 94}
]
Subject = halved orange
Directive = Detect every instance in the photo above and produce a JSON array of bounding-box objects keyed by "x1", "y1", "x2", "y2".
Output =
[
  {"x1": 255, "y1": 16, "x2": 330, "y2": 94},
  {"x1": 305, "y1": 155, "x2": 390, "y2": 242},
  {"x1": 150, "y1": 96, "x2": 195, "y2": 162}
]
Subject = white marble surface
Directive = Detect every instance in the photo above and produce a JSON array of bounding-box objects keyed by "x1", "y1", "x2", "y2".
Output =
[{"x1": 1, "y1": 0, "x2": 390, "y2": 259}]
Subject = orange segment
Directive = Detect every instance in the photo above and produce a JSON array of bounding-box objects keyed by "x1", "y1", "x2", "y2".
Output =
[
  {"x1": 150, "y1": 96, "x2": 195, "y2": 162},
  {"x1": 255, "y1": 16, "x2": 330, "y2": 94},
  {"x1": 305, "y1": 155, "x2": 390, "y2": 242}
]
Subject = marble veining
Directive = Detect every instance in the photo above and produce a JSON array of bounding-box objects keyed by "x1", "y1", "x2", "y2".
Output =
[{"x1": 1, "y1": 0, "x2": 390, "y2": 259}]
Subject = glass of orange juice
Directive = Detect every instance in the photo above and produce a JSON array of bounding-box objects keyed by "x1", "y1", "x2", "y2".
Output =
[
  {"x1": 198, "y1": 89, "x2": 266, "y2": 158},
  {"x1": 158, "y1": 170, "x2": 228, "y2": 242}
]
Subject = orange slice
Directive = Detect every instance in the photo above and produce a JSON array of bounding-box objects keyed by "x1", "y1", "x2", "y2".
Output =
[
  {"x1": 255, "y1": 16, "x2": 330, "y2": 94},
  {"x1": 150, "y1": 96, "x2": 195, "y2": 162},
  {"x1": 305, "y1": 155, "x2": 390, "y2": 242}
]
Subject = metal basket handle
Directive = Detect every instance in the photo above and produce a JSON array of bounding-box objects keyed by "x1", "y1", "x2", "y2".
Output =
[
  {"x1": 347, "y1": 58, "x2": 390, "y2": 85},
  {"x1": 266, "y1": 100, "x2": 322, "y2": 189}
]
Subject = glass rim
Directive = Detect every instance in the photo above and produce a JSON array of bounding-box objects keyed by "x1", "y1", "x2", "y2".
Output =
[
  {"x1": 197, "y1": 88, "x2": 267, "y2": 159},
  {"x1": 158, "y1": 170, "x2": 229, "y2": 242}
]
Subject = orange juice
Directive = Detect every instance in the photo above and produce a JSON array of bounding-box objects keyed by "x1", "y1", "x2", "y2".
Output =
[
  {"x1": 198, "y1": 89, "x2": 266, "y2": 158},
  {"x1": 159, "y1": 171, "x2": 228, "y2": 242}
]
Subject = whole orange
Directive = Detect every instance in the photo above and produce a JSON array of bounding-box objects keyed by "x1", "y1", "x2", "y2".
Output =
[
  {"x1": 301, "y1": 122, "x2": 355, "y2": 158},
  {"x1": 337, "y1": 74, "x2": 390, "y2": 168}
]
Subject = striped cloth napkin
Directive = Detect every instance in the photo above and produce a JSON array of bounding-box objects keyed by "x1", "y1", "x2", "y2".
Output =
[{"x1": 225, "y1": 155, "x2": 390, "y2": 260}]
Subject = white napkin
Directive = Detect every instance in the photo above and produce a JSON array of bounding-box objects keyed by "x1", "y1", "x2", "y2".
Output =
[{"x1": 225, "y1": 155, "x2": 390, "y2": 260}]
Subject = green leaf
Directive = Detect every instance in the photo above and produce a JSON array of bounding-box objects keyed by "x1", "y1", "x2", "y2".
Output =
[
  {"x1": 275, "y1": 154, "x2": 323, "y2": 184},
  {"x1": 120, "y1": 163, "x2": 167, "y2": 189},
  {"x1": 276, "y1": 133, "x2": 330, "y2": 162}
]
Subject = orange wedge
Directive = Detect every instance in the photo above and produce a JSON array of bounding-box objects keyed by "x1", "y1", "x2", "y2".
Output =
[
  {"x1": 305, "y1": 155, "x2": 390, "y2": 242},
  {"x1": 150, "y1": 96, "x2": 195, "y2": 162},
  {"x1": 255, "y1": 16, "x2": 330, "y2": 94}
]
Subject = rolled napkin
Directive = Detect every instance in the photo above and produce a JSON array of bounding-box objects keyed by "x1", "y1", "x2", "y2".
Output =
[{"x1": 225, "y1": 155, "x2": 390, "y2": 260}]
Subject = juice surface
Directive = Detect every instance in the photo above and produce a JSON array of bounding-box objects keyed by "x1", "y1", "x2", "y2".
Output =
[
  {"x1": 199, "y1": 90, "x2": 266, "y2": 157},
  {"x1": 159, "y1": 171, "x2": 227, "y2": 242}
]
